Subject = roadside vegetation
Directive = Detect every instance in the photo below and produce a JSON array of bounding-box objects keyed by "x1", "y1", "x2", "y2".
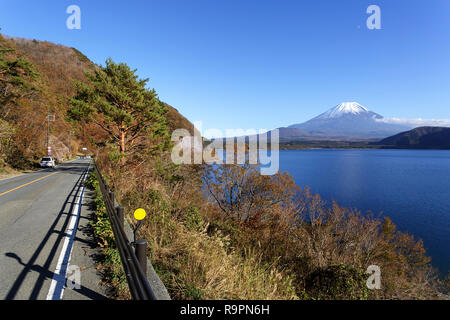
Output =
[
  {"x1": 71, "y1": 58, "x2": 297, "y2": 299},
  {"x1": 84, "y1": 171, "x2": 130, "y2": 299},
  {"x1": 0, "y1": 34, "x2": 94, "y2": 170},
  {"x1": 97, "y1": 148, "x2": 449, "y2": 299},
  {"x1": 0, "y1": 36, "x2": 41, "y2": 170}
]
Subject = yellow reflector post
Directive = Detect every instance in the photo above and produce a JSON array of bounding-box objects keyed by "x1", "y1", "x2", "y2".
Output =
[{"x1": 134, "y1": 208, "x2": 147, "y2": 221}]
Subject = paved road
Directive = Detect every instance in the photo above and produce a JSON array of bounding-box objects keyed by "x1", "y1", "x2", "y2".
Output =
[{"x1": 0, "y1": 159, "x2": 107, "y2": 300}]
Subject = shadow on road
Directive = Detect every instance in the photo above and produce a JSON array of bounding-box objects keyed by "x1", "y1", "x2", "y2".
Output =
[
  {"x1": 42, "y1": 161, "x2": 90, "y2": 175},
  {"x1": 3, "y1": 162, "x2": 107, "y2": 300},
  {"x1": 4, "y1": 252, "x2": 106, "y2": 300}
]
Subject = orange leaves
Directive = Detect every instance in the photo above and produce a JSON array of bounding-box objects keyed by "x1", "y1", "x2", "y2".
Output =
[{"x1": 203, "y1": 163, "x2": 442, "y2": 299}]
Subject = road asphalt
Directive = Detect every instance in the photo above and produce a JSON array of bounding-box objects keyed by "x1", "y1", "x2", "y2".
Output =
[{"x1": 0, "y1": 159, "x2": 108, "y2": 300}]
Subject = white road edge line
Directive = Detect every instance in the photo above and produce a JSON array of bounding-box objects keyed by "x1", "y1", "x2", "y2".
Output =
[{"x1": 46, "y1": 162, "x2": 91, "y2": 300}]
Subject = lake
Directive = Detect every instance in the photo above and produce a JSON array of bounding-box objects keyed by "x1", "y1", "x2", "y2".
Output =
[{"x1": 278, "y1": 149, "x2": 450, "y2": 275}]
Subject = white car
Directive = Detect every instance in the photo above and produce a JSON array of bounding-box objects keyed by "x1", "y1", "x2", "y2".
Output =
[{"x1": 40, "y1": 157, "x2": 56, "y2": 168}]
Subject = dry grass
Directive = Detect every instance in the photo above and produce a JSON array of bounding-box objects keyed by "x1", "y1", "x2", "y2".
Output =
[
  {"x1": 94, "y1": 150, "x2": 450, "y2": 300},
  {"x1": 95, "y1": 153, "x2": 298, "y2": 300},
  {"x1": 0, "y1": 165, "x2": 22, "y2": 180},
  {"x1": 143, "y1": 217, "x2": 298, "y2": 300}
]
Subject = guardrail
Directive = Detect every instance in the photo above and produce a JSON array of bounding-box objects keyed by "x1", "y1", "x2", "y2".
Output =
[{"x1": 93, "y1": 162, "x2": 157, "y2": 300}]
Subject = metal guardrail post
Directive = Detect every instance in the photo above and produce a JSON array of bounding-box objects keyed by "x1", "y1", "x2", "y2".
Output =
[
  {"x1": 93, "y1": 161, "x2": 159, "y2": 300},
  {"x1": 135, "y1": 239, "x2": 148, "y2": 276},
  {"x1": 115, "y1": 206, "x2": 124, "y2": 228}
]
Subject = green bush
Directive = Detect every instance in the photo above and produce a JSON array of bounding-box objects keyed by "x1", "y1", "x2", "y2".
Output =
[
  {"x1": 85, "y1": 171, "x2": 99, "y2": 190},
  {"x1": 86, "y1": 169, "x2": 128, "y2": 298},
  {"x1": 305, "y1": 264, "x2": 370, "y2": 300},
  {"x1": 184, "y1": 285, "x2": 204, "y2": 300},
  {"x1": 184, "y1": 206, "x2": 204, "y2": 232}
]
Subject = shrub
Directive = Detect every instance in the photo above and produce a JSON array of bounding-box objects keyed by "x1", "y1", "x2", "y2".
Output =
[
  {"x1": 305, "y1": 264, "x2": 370, "y2": 300},
  {"x1": 184, "y1": 206, "x2": 204, "y2": 232},
  {"x1": 85, "y1": 170, "x2": 128, "y2": 299},
  {"x1": 204, "y1": 163, "x2": 445, "y2": 300}
]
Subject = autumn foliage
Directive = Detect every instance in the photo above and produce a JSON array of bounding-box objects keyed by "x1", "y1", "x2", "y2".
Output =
[{"x1": 202, "y1": 164, "x2": 446, "y2": 299}]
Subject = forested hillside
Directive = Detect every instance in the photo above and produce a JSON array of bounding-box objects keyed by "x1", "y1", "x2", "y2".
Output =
[
  {"x1": 375, "y1": 126, "x2": 450, "y2": 149},
  {"x1": 0, "y1": 34, "x2": 194, "y2": 169}
]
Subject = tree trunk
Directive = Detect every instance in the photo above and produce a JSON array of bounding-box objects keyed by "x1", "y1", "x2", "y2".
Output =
[{"x1": 120, "y1": 130, "x2": 126, "y2": 154}]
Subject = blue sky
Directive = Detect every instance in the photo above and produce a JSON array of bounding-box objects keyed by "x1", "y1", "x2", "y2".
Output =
[{"x1": 1, "y1": 0, "x2": 450, "y2": 136}]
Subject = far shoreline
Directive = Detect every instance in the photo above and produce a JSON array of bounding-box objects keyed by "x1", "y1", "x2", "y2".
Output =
[{"x1": 279, "y1": 145, "x2": 450, "y2": 151}]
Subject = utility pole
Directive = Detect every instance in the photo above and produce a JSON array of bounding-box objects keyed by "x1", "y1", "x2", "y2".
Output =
[
  {"x1": 68, "y1": 130, "x2": 74, "y2": 159},
  {"x1": 68, "y1": 130, "x2": 72, "y2": 153},
  {"x1": 46, "y1": 114, "x2": 55, "y2": 156}
]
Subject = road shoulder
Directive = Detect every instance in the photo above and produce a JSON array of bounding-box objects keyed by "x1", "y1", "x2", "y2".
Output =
[{"x1": 62, "y1": 187, "x2": 110, "y2": 300}]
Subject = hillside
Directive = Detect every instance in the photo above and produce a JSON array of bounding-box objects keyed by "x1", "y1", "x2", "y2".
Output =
[
  {"x1": 0, "y1": 34, "x2": 196, "y2": 167},
  {"x1": 1, "y1": 35, "x2": 97, "y2": 163},
  {"x1": 374, "y1": 126, "x2": 450, "y2": 149}
]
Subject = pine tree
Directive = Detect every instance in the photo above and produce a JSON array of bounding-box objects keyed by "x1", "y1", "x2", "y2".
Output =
[
  {"x1": 68, "y1": 58, "x2": 169, "y2": 154},
  {"x1": 0, "y1": 36, "x2": 40, "y2": 120}
]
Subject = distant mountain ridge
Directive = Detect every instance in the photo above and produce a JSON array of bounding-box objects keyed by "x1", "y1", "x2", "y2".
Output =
[
  {"x1": 374, "y1": 127, "x2": 450, "y2": 149},
  {"x1": 282, "y1": 102, "x2": 411, "y2": 141}
]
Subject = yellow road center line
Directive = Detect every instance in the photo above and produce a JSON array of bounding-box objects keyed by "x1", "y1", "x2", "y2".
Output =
[{"x1": 0, "y1": 172, "x2": 58, "y2": 197}]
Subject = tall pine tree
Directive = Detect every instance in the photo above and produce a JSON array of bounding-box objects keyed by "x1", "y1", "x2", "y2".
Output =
[{"x1": 69, "y1": 58, "x2": 169, "y2": 154}]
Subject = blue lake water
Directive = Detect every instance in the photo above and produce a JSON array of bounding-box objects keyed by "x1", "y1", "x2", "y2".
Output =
[{"x1": 278, "y1": 149, "x2": 450, "y2": 275}]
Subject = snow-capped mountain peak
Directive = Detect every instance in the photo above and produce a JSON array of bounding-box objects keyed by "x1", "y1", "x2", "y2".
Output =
[
  {"x1": 318, "y1": 102, "x2": 370, "y2": 119},
  {"x1": 286, "y1": 101, "x2": 411, "y2": 139}
]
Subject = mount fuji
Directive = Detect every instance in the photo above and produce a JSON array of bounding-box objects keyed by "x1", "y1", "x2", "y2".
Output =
[{"x1": 280, "y1": 102, "x2": 412, "y2": 141}]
